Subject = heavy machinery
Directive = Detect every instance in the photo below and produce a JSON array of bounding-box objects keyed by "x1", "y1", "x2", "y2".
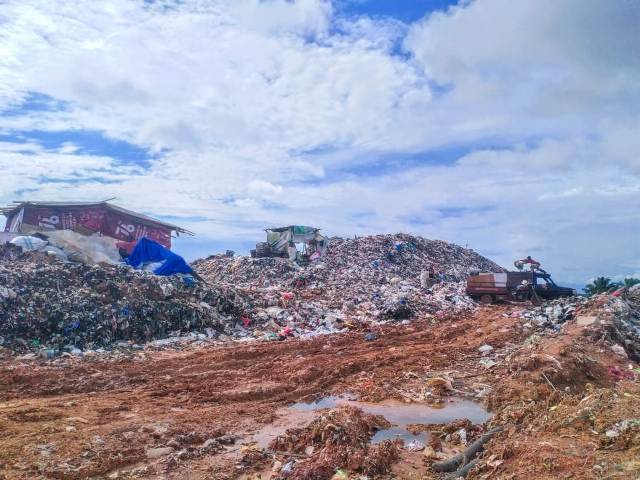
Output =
[
  {"x1": 466, "y1": 270, "x2": 576, "y2": 305},
  {"x1": 250, "y1": 226, "x2": 328, "y2": 261}
]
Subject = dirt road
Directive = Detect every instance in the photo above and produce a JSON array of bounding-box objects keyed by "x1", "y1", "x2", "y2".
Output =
[{"x1": 1, "y1": 305, "x2": 638, "y2": 479}]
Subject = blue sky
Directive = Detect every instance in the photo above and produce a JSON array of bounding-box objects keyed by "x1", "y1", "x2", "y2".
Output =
[
  {"x1": 1, "y1": 0, "x2": 639, "y2": 287},
  {"x1": 338, "y1": 0, "x2": 457, "y2": 22}
]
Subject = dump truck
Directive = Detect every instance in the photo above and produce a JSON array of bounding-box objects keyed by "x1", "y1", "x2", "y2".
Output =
[
  {"x1": 466, "y1": 270, "x2": 576, "y2": 305},
  {"x1": 250, "y1": 226, "x2": 328, "y2": 261}
]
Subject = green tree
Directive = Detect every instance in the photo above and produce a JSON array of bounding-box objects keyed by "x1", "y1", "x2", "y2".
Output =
[
  {"x1": 583, "y1": 276, "x2": 619, "y2": 296},
  {"x1": 622, "y1": 277, "x2": 640, "y2": 288}
]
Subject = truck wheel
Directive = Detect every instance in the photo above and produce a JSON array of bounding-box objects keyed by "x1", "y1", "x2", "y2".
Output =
[{"x1": 479, "y1": 294, "x2": 493, "y2": 305}]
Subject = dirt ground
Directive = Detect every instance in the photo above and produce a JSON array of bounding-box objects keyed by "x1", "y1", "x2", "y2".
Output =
[{"x1": 1, "y1": 304, "x2": 638, "y2": 479}]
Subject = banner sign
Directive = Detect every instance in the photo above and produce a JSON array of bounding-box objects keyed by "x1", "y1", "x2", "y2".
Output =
[{"x1": 11, "y1": 205, "x2": 172, "y2": 247}]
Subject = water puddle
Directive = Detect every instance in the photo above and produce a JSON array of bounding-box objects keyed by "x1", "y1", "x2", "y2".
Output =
[
  {"x1": 247, "y1": 395, "x2": 490, "y2": 449},
  {"x1": 291, "y1": 395, "x2": 491, "y2": 444}
]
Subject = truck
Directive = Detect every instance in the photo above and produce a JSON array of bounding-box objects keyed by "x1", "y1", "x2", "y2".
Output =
[{"x1": 466, "y1": 270, "x2": 576, "y2": 305}]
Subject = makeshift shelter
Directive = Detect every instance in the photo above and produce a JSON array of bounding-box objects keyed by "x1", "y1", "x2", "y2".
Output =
[
  {"x1": 265, "y1": 226, "x2": 320, "y2": 251},
  {"x1": 1, "y1": 200, "x2": 191, "y2": 248},
  {"x1": 253, "y1": 225, "x2": 328, "y2": 260}
]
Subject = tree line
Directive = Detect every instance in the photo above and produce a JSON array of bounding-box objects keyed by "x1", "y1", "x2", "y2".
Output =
[{"x1": 583, "y1": 277, "x2": 640, "y2": 296}]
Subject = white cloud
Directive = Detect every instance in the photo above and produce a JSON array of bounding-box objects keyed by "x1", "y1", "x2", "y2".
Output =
[
  {"x1": 247, "y1": 179, "x2": 283, "y2": 199},
  {"x1": 0, "y1": 0, "x2": 639, "y2": 285},
  {"x1": 402, "y1": 0, "x2": 640, "y2": 154}
]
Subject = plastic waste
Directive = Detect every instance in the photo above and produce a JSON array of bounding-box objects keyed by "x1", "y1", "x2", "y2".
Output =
[
  {"x1": 405, "y1": 440, "x2": 425, "y2": 452},
  {"x1": 10, "y1": 235, "x2": 47, "y2": 251},
  {"x1": 41, "y1": 245, "x2": 68, "y2": 261}
]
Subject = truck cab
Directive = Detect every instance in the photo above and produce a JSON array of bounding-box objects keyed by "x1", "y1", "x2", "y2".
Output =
[{"x1": 532, "y1": 271, "x2": 576, "y2": 300}]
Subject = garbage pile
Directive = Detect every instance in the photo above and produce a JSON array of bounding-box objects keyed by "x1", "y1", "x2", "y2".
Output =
[
  {"x1": 507, "y1": 285, "x2": 640, "y2": 362},
  {"x1": 194, "y1": 234, "x2": 504, "y2": 333},
  {"x1": 324, "y1": 234, "x2": 502, "y2": 281},
  {"x1": 0, "y1": 233, "x2": 506, "y2": 354},
  {"x1": 0, "y1": 243, "x2": 246, "y2": 354},
  {"x1": 510, "y1": 296, "x2": 588, "y2": 329},
  {"x1": 607, "y1": 284, "x2": 640, "y2": 362}
]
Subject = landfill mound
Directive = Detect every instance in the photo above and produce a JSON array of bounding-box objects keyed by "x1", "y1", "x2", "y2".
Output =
[
  {"x1": 0, "y1": 234, "x2": 505, "y2": 353},
  {"x1": 0, "y1": 243, "x2": 245, "y2": 353},
  {"x1": 324, "y1": 234, "x2": 503, "y2": 280},
  {"x1": 193, "y1": 234, "x2": 504, "y2": 332},
  {"x1": 195, "y1": 234, "x2": 503, "y2": 287}
]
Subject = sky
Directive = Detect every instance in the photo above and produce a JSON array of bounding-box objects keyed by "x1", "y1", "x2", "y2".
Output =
[{"x1": 0, "y1": 0, "x2": 639, "y2": 288}]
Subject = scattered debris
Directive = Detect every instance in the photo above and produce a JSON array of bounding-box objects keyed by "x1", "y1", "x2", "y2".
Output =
[
  {"x1": 432, "y1": 427, "x2": 504, "y2": 473},
  {"x1": 269, "y1": 406, "x2": 399, "y2": 479}
]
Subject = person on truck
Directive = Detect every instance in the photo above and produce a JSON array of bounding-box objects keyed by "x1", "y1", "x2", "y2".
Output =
[{"x1": 514, "y1": 256, "x2": 541, "y2": 271}]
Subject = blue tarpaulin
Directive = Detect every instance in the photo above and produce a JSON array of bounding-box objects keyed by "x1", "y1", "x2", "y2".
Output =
[{"x1": 126, "y1": 237, "x2": 193, "y2": 276}]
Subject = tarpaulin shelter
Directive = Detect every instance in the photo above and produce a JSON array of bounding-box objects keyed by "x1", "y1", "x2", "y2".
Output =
[{"x1": 1, "y1": 200, "x2": 192, "y2": 249}]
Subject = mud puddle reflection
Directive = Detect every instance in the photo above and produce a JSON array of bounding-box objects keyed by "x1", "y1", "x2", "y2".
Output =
[
  {"x1": 248, "y1": 395, "x2": 490, "y2": 448},
  {"x1": 292, "y1": 395, "x2": 490, "y2": 444}
]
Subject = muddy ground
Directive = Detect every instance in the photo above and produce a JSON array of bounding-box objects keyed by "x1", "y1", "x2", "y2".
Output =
[{"x1": 1, "y1": 303, "x2": 638, "y2": 479}]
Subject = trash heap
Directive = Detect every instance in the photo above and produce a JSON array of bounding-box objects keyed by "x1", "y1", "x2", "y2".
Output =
[
  {"x1": 324, "y1": 234, "x2": 501, "y2": 281},
  {"x1": 510, "y1": 296, "x2": 588, "y2": 329},
  {"x1": 507, "y1": 286, "x2": 640, "y2": 362},
  {"x1": 194, "y1": 234, "x2": 505, "y2": 336},
  {"x1": 0, "y1": 234, "x2": 507, "y2": 353},
  {"x1": 607, "y1": 284, "x2": 640, "y2": 362},
  {"x1": 0, "y1": 243, "x2": 246, "y2": 354}
]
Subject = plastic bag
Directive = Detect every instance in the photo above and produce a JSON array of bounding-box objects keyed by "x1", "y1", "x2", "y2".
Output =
[
  {"x1": 46, "y1": 230, "x2": 121, "y2": 264},
  {"x1": 41, "y1": 245, "x2": 68, "y2": 261},
  {"x1": 10, "y1": 236, "x2": 47, "y2": 251}
]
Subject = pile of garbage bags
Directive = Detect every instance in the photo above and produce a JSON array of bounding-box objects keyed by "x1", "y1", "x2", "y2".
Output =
[
  {"x1": 0, "y1": 243, "x2": 246, "y2": 353},
  {"x1": 194, "y1": 234, "x2": 504, "y2": 333}
]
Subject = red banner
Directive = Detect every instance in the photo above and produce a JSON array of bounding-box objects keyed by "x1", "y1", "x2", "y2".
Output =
[
  {"x1": 22, "y1": 206, "x2": 104, "y2": 232},
  {"x1": 17, "y1": 205, "x2": 172, "y2": 248},
  {"x1": 102, "y1": 209, "x2": 172, "y2": 247}
]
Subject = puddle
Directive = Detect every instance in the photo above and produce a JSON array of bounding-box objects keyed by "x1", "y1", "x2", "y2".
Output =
[
  {"x1": 247, "y1": 395, "x2": 490, "y2": 449},
  {"x1": 291, "y1": 395, "x2": 491, "y2": 445},
  {"x1": 249, "y1": 408, "x2": 319, "y2": 449}
]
